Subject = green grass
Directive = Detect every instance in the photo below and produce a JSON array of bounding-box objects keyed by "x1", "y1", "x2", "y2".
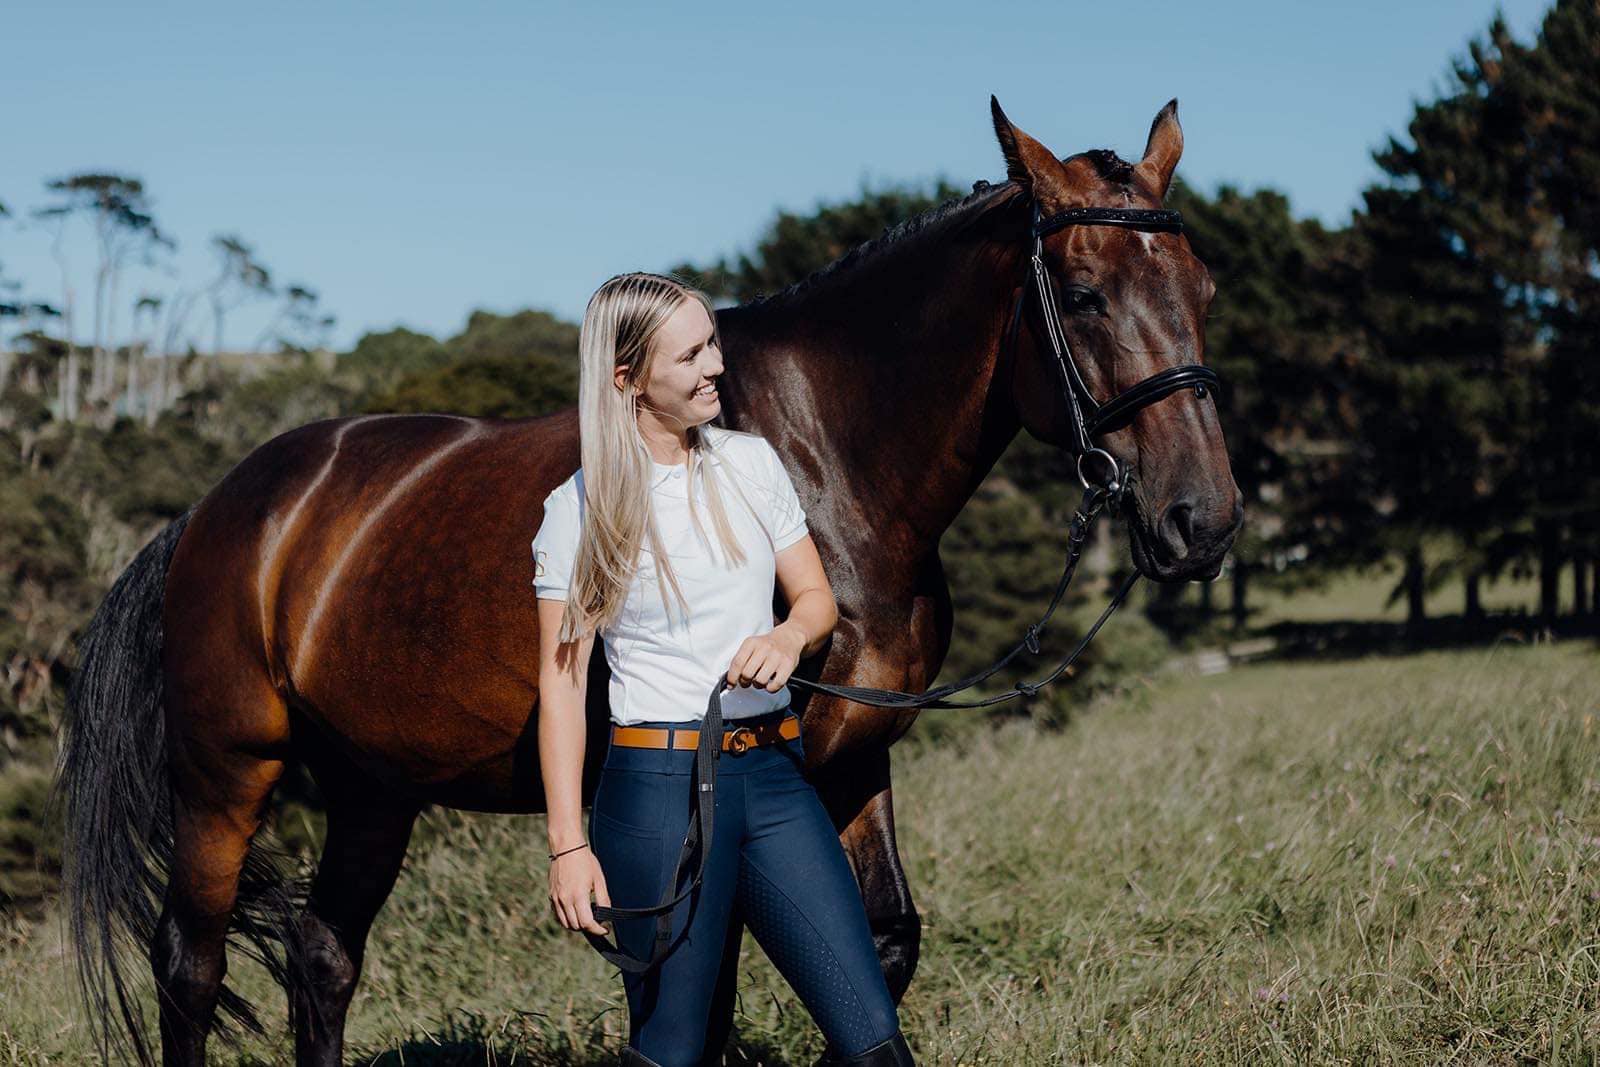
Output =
[{"x1": 3, "y1": 640, "x2": 1599, "y2": 1064}]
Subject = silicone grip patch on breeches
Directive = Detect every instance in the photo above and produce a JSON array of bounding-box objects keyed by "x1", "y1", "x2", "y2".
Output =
[{"x1": 737, "y1": 852, "x2": 900, "y2": 1055}]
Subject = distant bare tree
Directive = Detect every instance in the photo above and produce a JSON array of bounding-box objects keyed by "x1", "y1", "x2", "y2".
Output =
[
  {"x1": 206, "y1": 234, "x2": 273, "y2": 356},
  {"x1": 1, "y1": 197, "x2": 17, "y2": 391},
  {"x1": 137, "y1": 241, "x2": 205, "y2": 423},
  {"x1": 128, "y1": 293, "x2": 161, "y2": 419},
  {"x1": 253, "y1": 282, "x2": 334, "y2": 354},
  {"x1": 33, "y1": 174, "x2": 172, "y2": 420},
  {"x1": 2, "y1": 197, "x2": 65, "y2": 409}
]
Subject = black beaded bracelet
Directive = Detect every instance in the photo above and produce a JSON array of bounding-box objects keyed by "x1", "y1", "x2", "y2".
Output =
[{"x1": 548, "y1": 841, "x2": 589, "y2": 862}]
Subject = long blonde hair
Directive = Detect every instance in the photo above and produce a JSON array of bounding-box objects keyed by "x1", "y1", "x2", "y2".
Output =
[{"x1": 555, "y1": 272, "x2": 761, "y2": 643}]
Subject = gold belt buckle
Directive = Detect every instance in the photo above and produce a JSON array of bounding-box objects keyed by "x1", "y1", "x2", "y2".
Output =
[{"x1": 726, "y1": 726, "x2": 757, "y2": 754}]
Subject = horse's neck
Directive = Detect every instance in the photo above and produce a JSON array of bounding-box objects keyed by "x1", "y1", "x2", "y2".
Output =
[{"x1": 724, "y1": 213, "x2": 1027, "y2": 551}]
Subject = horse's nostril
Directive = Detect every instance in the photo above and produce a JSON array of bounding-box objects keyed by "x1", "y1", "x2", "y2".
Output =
[{"x1": 1159, "y1": 499, "x2": 1196, "y2": 559}]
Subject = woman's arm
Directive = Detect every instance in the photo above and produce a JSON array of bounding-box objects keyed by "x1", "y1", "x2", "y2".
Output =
[
  {"x1": 535, "y1": 597, "x2": 609, "y2": 934},
  {"x1": 727, "y1": 534, "x2": 838, "y2": 690},
  {"x1": 770, "y1": 533, "x2": 837, "y2": 659}
]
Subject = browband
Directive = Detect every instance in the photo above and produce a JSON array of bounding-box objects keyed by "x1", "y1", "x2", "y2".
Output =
[{"x1": 1035, "y1": 206, "x2": 1184, "y2": 237}]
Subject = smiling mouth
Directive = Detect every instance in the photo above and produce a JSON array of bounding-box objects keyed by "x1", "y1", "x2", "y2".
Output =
[{"x1": 694, "y1": 383, "x2": 718, "y2": 399}]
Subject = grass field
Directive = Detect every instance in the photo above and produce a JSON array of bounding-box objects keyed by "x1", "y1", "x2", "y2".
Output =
[{"x1": 3, "y1": 637, "x2": 1598, "y2": 1064}]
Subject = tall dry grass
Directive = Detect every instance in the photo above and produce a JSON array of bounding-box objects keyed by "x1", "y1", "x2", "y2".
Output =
[{"x1": 2, "y1": 639, "x2": 1597, "y2": 1064}]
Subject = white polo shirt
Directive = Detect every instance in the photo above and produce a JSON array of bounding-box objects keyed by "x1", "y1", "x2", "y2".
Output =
[{"x1": 530, "y1": 425, "x2": 810, "y2": 725}]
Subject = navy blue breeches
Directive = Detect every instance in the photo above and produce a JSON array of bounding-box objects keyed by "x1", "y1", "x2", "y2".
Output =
[{"x1": 589, "y1": 706, "x2": 901, "y2": 1064}]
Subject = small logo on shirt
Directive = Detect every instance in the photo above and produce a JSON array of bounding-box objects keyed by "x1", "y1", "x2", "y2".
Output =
[{"x1": 533, "y1": 550, "x2": 545, "y2": 578}]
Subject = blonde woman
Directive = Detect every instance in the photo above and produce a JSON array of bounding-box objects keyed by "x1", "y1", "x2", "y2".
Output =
[{"x1": 532, "y1": 273, "x2": 914, "y2": 1066}]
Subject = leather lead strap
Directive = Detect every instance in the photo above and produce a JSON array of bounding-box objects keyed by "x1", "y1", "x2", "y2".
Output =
[
  {"x1": 585, "y1": 684, "x2": 723, "y2": 973},
  {"x1": 786, "y1": 484, "x2": 1133, "y2": 709}
]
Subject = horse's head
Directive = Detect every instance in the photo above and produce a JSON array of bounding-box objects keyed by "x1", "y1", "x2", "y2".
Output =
[{"x1": 991, "y1": 97, "x2": 1243, "y2": 582}]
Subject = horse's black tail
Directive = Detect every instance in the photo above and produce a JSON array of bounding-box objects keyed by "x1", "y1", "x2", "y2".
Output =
[{"x1": 54, "y1": 505, "x2": 308, "y2": 1065}]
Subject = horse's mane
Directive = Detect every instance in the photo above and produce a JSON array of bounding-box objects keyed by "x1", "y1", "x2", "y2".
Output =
[
  {"x1": 737, "y1": 178, "x2": 1021, "y2": 312},
  {"x1": 736, "y1": 146, "x2": 1136, "y2": 312}
]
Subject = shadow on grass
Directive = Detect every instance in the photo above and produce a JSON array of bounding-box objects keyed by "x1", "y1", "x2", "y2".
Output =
[
  {"x1": 329, "y1": 1010, "x2": 804, "y2": 1067},
  {"x1": 352, "y1": 1041, "x2": 801, "y2": 1066},
  {"x1": 1256, "y1": 610, "x2": 1599, "y2": 662},
  {"x1": 1142, "y1": 599, "x2": 1599, "y2": 665}
]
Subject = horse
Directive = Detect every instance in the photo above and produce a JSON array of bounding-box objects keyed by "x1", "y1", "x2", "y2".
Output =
[{"x1": 57, "y1": 96, "x2": 1242, "y2": 1065}]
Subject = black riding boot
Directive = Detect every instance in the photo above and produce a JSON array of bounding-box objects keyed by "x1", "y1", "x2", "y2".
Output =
[{"x1": 814, "y1": 1031, "x2": 915, "y2": 1066}]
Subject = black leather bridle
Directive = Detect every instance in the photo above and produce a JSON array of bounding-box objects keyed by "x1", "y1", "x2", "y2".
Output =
[
  {"x1": 584, "y1": 195, "x2": 1226, "y2": 975},
  {"x1": 1008, "y1": 199, "x2": 1222, "y2": 498}
]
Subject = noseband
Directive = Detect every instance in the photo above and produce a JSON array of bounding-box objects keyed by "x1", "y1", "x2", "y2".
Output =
[{"x1": 1005, "y1": 199, "x2": 1222, "y2": 496}]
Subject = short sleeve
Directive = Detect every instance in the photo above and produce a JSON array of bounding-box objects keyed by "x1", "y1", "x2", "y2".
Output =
[
  {"x1": 531, "y1": 482, "x2": 581, "y2": 601},
  {"x1": 763, "y1": 440, "x2": 809, "y2": 552}
]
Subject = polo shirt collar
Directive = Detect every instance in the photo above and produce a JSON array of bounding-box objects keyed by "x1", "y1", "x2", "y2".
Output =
[{"x1": 652, "y1": 429, "x2": 723, "y2": 487}]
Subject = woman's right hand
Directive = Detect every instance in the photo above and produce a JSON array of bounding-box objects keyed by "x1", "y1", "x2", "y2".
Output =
[{"x1": 548, "y1": 845, "x2": 612, "y2": 935}]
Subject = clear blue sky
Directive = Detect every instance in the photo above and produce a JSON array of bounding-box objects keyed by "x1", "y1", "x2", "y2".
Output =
[{"x1": 0, "y1": 0, "x2": 1551, "y2": 352}]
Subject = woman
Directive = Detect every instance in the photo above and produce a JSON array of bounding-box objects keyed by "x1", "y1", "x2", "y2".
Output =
[{"x1": 531, "y1": 272, "x2": 915, "y2": 1067}]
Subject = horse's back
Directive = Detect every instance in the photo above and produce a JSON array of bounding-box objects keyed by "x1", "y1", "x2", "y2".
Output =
[{"x1": 163, "y1": 409, "x2": 583, "y2": 808}]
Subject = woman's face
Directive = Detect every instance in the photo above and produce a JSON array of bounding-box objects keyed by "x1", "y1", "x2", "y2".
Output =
[{"x1": 632, "y1": 298, "x2": 723, "y2": 430}]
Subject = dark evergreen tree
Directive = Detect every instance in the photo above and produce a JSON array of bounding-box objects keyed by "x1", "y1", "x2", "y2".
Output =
[
  {"x1": 1348, "y1": 13, "x2": 1545, "y2": 630},
  {"x1": 1168, "y1": 179, "x2": 1362, "y2": 629},
  {"x1": 1351, "y1": 3, "x2": 1600, "y2": 625},
  {"x1": 1495, "y1": 0, "x2": 1600, "y2": 619}
]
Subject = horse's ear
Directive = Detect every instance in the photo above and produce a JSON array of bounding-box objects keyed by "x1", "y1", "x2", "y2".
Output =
[
  {"x1": 990, "y1": 95, "x2": 1061, "y2": 196},
  {"x1": 1133, "y1": 98, "x2": 1183, "y2": 200}
]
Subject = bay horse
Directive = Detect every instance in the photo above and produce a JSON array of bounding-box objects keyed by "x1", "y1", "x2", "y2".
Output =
[{"x1": 58, "y1": 97, "x2": 1242, "y2": 1065}]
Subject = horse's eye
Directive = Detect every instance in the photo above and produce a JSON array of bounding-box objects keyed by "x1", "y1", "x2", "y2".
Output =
[{"x1": 1064, "y1": 285, "x2": 1105, "y2": 315}]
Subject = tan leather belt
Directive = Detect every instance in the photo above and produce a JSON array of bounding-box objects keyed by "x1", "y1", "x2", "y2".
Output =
[{"x1": 611, "y1": 715, "x2": 800, "y2": 754}]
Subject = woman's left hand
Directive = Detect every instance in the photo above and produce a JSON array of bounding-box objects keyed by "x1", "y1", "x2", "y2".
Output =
[{"x1": 725, "y1": 624, "x2": 806, "y2": 692}]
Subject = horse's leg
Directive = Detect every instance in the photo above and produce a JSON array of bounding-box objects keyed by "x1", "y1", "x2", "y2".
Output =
[
  {"x1": 151, "y1": 752, "x2": 286, "y2": 1066},
  {"x1": 812, "y1": 746, "x2": 920, "y2": 1002},
  {"x1": 291, "y1": 765, "x2": 420, "y2": 1067}
]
